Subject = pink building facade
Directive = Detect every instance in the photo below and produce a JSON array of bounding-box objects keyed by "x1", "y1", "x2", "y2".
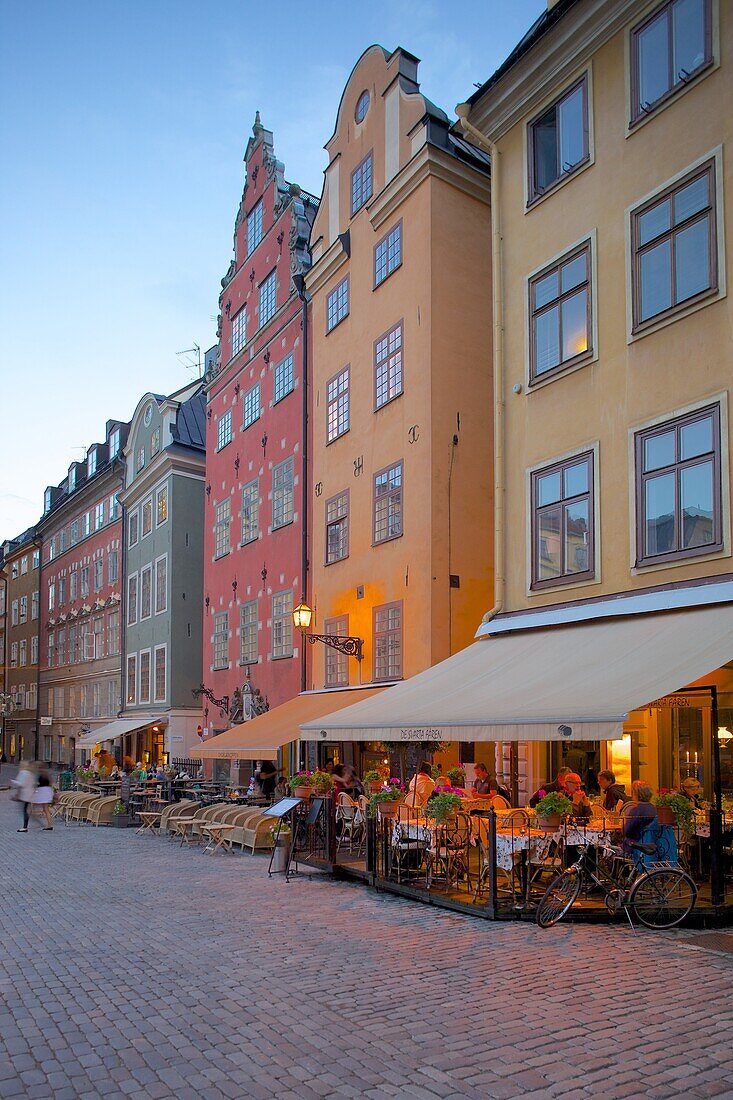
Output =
[{"x1": 202, "y1": 116, "x2": 317, "y2": 759}]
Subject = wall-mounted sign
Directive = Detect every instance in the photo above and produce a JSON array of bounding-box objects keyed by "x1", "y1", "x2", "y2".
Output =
[
  {"x1": 40, "y1": 716, "x2": 53, "y2": 726},
  {"x1": 649, "y1": 694, "x2": 710, "y2": 710}
]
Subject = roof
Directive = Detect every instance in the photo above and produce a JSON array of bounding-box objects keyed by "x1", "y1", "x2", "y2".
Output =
[
  {"x1": 466, "y1": 0, "x2": 581, "y2": 107},
  {"x1": 171, "y1": 389, "x2": 206, "y2": 450}
]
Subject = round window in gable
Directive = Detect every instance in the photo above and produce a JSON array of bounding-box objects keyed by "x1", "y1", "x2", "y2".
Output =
[
  {"x1": 143, "y1": 402, "x2": 154, "y2": 427},
  {"x1": 355, "y1": 90, "x2": 370, "y2": 124}
]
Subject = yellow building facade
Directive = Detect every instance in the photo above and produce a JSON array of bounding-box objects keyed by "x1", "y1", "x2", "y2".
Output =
[
  {"x1": 463, "y1": 0, "x2": 733, "y2": 799},
  {"x1": 305, "y1": 46, "x2": 493, "y2": 772}
]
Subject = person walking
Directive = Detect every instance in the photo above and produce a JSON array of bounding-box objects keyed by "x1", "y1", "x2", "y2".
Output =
[
  {"x1": 12, "y1": 760, "x2": 37, "y2": 832},
  {"x1": 33, "y1": 764, "x2": 55, "y2": 830}
]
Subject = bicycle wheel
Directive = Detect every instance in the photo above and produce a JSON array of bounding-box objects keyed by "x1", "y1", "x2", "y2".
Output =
[
  {"x1": 629, "y1": 868, "x2": 697, "y2": 929},
  {"x1": 536, "y1": 870, "x2": 581, "y2": 928}
]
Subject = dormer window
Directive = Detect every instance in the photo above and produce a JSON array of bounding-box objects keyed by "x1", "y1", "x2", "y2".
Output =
[
  {"x1": 68, "y1": 465, "x2": 76, "y2": 492},
  {"x1": 44, "y1": 488, "x2": 52, "y2": 514},
  {"x1": 109, "y1": 428, "x2": 120, "y2": 458},
  {"x1": 87, "y1": 448, "x2": 97, "y2": 477}
]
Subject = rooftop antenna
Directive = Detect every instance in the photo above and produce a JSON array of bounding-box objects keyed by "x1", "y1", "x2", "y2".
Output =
[{"x1": 176, "y1": 342, "x2": 202, "y2": 378}]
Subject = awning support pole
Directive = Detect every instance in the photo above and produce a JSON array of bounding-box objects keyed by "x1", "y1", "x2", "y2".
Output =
[
  {"x1": 709, "y1": 685, "x2": 725, "y2": 908},
  {"x1": 487, "y1": 807, "x2": 498, "y2": 920}
]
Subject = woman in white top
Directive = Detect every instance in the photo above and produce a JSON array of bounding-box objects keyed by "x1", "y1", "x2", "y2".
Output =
[
  {"x1": 404, "y1": 763, "x2": 436, "y2": 808},
  {"x1": 12, "y1": 761, "x2": 37, "y2": 832}
]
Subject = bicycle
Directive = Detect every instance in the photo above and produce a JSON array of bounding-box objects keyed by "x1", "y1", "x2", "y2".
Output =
[{"x1": 535, "y1": 840, "x2": 697, "y2": 930}]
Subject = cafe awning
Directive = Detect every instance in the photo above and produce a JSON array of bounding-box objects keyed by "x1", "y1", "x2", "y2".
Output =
[
  {"x1": 190, "y1": 686, "x2": 387, "y2": 759},
  {"x1": 300, "y1": 604, "x2": 733, "y2": 743},
  {"x1": 77, "y1": 716, "x2": 167, "y2": 749}
]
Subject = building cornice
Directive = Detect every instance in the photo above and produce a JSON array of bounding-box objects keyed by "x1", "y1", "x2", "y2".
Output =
[
  {"x1": 304, "y1": 236, "x2": 350, "y2": 297},
  {"x1": 119, "y1": 447, "x2": 205, "y2": 507},
  {"x1": 468, "y1": 0, "x2": 640, "y2": 141}
]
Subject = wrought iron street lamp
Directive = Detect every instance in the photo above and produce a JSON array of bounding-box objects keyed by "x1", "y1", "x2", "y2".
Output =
[{"x1": 293, "y1": 600, "x2": 364, "y2": 662}]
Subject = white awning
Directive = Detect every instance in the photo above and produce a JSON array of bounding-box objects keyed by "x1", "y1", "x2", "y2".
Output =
[
  {"x1": 300, "y1": 604, "x2": 733, "y2": 743},
  {"x1": 77, "y1": 716, "x2": 167, "y2": 749}
]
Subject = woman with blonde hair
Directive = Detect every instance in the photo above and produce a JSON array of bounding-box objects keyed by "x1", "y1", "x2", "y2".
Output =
[{"x1": 11, "y1": 760, "x2": 37, "y2": 832}]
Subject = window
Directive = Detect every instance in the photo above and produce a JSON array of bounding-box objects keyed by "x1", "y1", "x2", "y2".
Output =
[
  {"x1": 87, "y1": 448, "x2": 97, "y2": 477},
  {"x1": 373, "y1": 462, "x2": 403, "y2": 544},
  {"x1": 326, "y1": 491, "x2": 349, "y2": 564},
  {"x1": 326, "y1": 277, "x2": 349, "y2": 332},
  {"x1": 529, "y1": 76, "x2": 588, "y2": 202},
  {"x1": 93, "y1": 616, "x2": 104, "y2": 659},
  {"x1": 231, "y1": 307, "x2": 247, "y2": 357},
  {"x1": 274, "y1": 353, "x2": 294, "y2": 404},
  {"x1": 10, "y1": 642, "x2": 17, "y2": 667},
  {"x1": 79, "y1": 621, "x2": 91, "y2": 662},
  {"x1": 70, "y1": 520, "x2": 79, "y2": 545},
  {"x1": 272, "y1": 590, "x2": 293, "y2": 659},
  {"x1": 69, "y1": 625, "x2": 77, "y2": 665},
  {"x1": 108, "y1": 611, "x2": 119, "y2": 657},
  {"x1": 155, "y1": 557, "x2": 167, "y2": 614},
  {"x1": 631, "y1": 0, "x2": 712, "y2": 125},
  {"x1": 83, "y1": 512, "x2": 91, "y2": 537},
  {"x1": 60, "y1": 529, "x2": 67, "y2": 553},
  {"x1": 374, "y1": 222, "x2": 402, "y2": 287},
  {"x1": 240, "y1": 600, "x2": 258, "y2": 665},
  {"x1": 19, "y1": 639, "x2": 27, "y2": 666},
  {"x1": 151, "y1": 427, "x2": 161, "y2": 457},
  {"x1": 324, "y1": 616, "x2": 349, "y2": 687},
  {"x1": 80, "y1": 566, "x2": 89, "y2": 598},
  {"x1": 95, "y1": 502, "x2": 104, "y2": 530},
  {"x1": 20, "y1": 555, "x2": 28, "y2": 574},
  {"x1": 259, "y1": 270, "x2": 277, "y2": 328},
  {"x1": 108, "y1": 680, "x2": 120, "y2": 717},
  {"x1": 631, "y1": 160, "x2": 717, "y2": 331},
  {"x1": 137, "y1": 446, "x2": 145, "y2": 472},
  {"x1": 47, "y1": 634, "x2": 54, "y2": 667},
  {"x1": 11, "y1": 599, "x2": 18, "y2": 626},
  {"x1": 31, "y1": 590, "x2": 39, "y2": 619},
  {"x1": 243, "y1": 383, "x2": 261, "y2": 429},
  {"x1": 139, "y1": 651, "x2": 151, "y2": 704},
  {"x1": 11, "y1": 562, "x2": 18, "y2": 578},
  {"x1": 128, "y1": 510, "x2": 139, "y2": 547},
  {"x1": 272, "y1": 457, "x2": 294, "y2": 530},
  {"x1": 214, "y1": 499, "x2": 231, "y2": 559},
  {"x1": 43, "y1": 735, "x2": 52, "y2": 763},
  {"x1": 241, "y1": 479, "x2": 259, "y2": 544},
  {"x1": 49, "y1": 538, "x2": 56, "y2": 562},
  {"x1": 58, "y1": 578, "x2": 66, "y2": 606},
  {"x1": 373, "y1": 602, "x2": 402, "y2": 681},
  {"x1": 108, "y1": 550, "x2": 118, "y2": 586},
  {"x1": 69, "y1": 571, "x2": 77, "y2": 601},
  {"x1": 140, "y1": 565, "x2": 152, "y2": 619},
  {"x1": 213, "y1": 612, "x2": 229, "y2": 669},
  {"x1": 217, "y1": 410, "x2": 232, "y2": 451},
  {"x1": 109, "y1": 495, "x2": 119, "y2": 521},
  {"x1": 326, "y1": 368, "x2": 349, "y2": 443},
  {"x1": 154, "y1": 646, "x2": 166, "y2": 701},
  {"x1": 109, "y1": 428, "x2": 120, "y2": 458},
  {"x1": 531, "y1": 452, "x2": 595, "y2": 588},
  {"x1": 635, "y1": 404, "x2": 721, "y2": 566},
  {"x1": 247, "y1": 199, "x2": 263, "y2": 254},
  {"x1": 374, "y1": 323, "x2": 403, "y2": 409},
  {"x1": 127, "y1": 574, "x2": 138, "y2": 626},
  {"x1": 48, "y1": 582, "x2": 55, "y2": 612},
  {"x1": 530, "y1": 243, "x2": 592, "y2": 382},
  {"x1": 156, "y1": 486, "x2": 168, "y2": 526},
  {"x1": 142, "y1": 498, "x2": 153, "y2": 537},
  {"x1": 355, "y1": 90, "x2": 370, "y2": 123},
  {"x1": 351, "y1": 152, "x2": 373, "y2": 215},
  {"x1": 126, "y1": 655, "x2": 137, "y2": 705},
  {"x1": 44, "y1": 488, "x2": 52, "y2": 513},
  {"x1": 93, "y1": 559, "x2": 103, "y2": 592},
  {"x1": 19, "y1": 595, "x2": 27, "y2": 623},
  {"x1": 80, "y1": 684, "x2": 89, "y2": 718},
  {"x1": 31, "y1": 636, "x2": 39, "y2": 665},
  {"x1": 32, "y1": 549, "x2": 40, "y2": 569},
  {"x1": 68, "y1": 465, "x2": 77, "y2": 492}
]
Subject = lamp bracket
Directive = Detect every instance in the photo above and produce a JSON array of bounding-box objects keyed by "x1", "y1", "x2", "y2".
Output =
[{"x1": 305, "y1": 633, "x2": 364, "y2": 662}]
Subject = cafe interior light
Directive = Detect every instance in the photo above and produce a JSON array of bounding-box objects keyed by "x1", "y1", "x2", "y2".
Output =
[{"x1": 718, "y1": 726, "x2": 732, "y2": 744}]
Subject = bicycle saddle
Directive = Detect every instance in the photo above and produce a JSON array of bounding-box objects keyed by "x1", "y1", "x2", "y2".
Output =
[{"x1": 628, "y1": 841, "x2": 657, "y2": 854}]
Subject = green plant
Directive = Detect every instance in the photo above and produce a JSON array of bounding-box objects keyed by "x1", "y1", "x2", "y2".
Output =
[
  {"x1": 363, "y1": 769, "x2": 382, "y2": 783},
  {"x1": 430, "y1": 763, "x2": 441, "y2": 780},
  {"x1": 113, "y1": 800, "x2": 127, "y2": 815},
  {"x1": 289, "y1": 771, "x2": 312, "y2": 789},
  {"x1": 535, "y1": 792, "x2": 573, "y2": 818},
  {"x1": 424, "y1": 792, "x2": 462, "y2": 822},
  {"x1": 654, "y1": 791, "x2": 695, "y2": 829},
  {"x1": 368, "y1": 783, "x2": 405, "y2": 816},
  {"x1": 447, "y1": 766, "x2": 466, "y2": 787},
  {"x1": 311, "y1": 770, "x2": 334, "y2": 792}
]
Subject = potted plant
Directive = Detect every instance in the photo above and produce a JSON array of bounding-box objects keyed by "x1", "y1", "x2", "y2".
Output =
[
  {"x1": 311, "y1": 770, "x2": 334, "y2": 795},
  {"x1": 534, "y1": 791, "x2": 573, "y2": 830},
  {"x1": 369, "y1": 779, "x2": 405, "y2": 818},
  {"x1": 424, "y1": 792, "x2": 462, "y2": 824},
  {"x1": 111, "y1": 800, "x2": 130, "y2": 828},
  {"x1": 289, "y1": 771, "x2": 312, "y2": 799},
  {"x1": 447, "y1": 766, "x2": 466, "y2": 788},
  {"x1": 364, "y1": 769, "x2": 383, "y2": 794},
  {"x1": 654, "y1": 790, "x2": 695, "y2": 830}
]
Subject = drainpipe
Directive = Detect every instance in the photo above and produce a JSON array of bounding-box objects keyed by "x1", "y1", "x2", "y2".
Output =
[
  {"x1": 32, "y1": 531, "x2": 43, "y2": 762},
  {"x1": 294, "y1": 273, "x2": 310, "y2": 696},
  {"x1": 455, "y1": 106, "x2": 504, "y2": 624}
]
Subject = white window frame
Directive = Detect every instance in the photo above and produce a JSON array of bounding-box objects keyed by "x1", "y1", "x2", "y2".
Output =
[
  {"x1": 140, "y1": 564, "x2": 153, "y2": 620},
  {"x1": 139, "y1": 648, "x2": 152, "y2": 704},
  {"x1": 127, "y1": 573, "x2": 138, "y2": 626},
  {"x1": 154, "y1": 644, "x2": 167, "y2": 702}
]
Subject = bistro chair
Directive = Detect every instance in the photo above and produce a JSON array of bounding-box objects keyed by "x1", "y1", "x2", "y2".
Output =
[
  {"x1": 426, "y1": 811, "x2": 472, "y2": 892},
  {"x1": 390, "y1": 819, "x2": 432, "y2": 884},
  {"x1": 336, "y1": 793, "x2": 362, "y2": 853}
]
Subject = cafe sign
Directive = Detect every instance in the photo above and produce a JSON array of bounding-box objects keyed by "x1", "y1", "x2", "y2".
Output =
[{"x1": 648, "y1": 693, "x2": 710, "y2": 710}]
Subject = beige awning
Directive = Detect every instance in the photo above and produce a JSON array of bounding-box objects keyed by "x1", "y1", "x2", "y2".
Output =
[
  {"x1": 300, "y1": 604, "x2": 733, "y2": 743},
  {"x1": 77, "y1": 716, "x2": 167, "y2": 749},
  {"x1": 190, "y1": 687, "x2": 387, "y2": 759}
]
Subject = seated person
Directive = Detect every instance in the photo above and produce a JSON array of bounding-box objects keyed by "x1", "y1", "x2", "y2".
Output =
[
  {"x1": 529, "y1": 767, "x2": 572, "y2": 808},
  {"x1": 598, "y1": 769, "x2": 628, "y2": 812},
  {"x1": 680, "y1": 777, "x2": 703, "y2": 808},
  {"x1": 563, "y1": 773, "x2": 592, "y2": 822},
  {"x1": 472, "y1": 762, "x2": 509, "y2": 801},
  {"x1": 403, "y1": 763, "x2": 436, "y2": 808},
  {"x1": 341, "y1": 764, "x2": 364, "y2": 798},
  {"x1": 622, "y1": 780, "x2": 678, "y2": 866}
]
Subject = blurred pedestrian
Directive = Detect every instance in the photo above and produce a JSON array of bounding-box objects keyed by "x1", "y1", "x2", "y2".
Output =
[
  {"x1": 33, "y1": 764, "x2": 54, "y2": 830},
  {"x1": 12, "y1": 760, "x2": 37, "y2": 832}
]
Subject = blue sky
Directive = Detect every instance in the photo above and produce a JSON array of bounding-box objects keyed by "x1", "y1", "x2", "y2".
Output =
[{"x1": 0, "y1": 0, "x2": 544, "y2": 538}]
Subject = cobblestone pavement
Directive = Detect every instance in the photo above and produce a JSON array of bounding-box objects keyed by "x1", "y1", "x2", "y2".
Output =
[{"x1": 1, "y1": 791, "x2": 732, "y2": 1100}]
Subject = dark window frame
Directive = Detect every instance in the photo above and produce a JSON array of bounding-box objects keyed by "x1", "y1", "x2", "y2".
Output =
[
  {"x1": 326, "y1": 276, "x2": 349, "y2": 333},
  {"x1": 527, "y1": 74, "x2": 590, "y2": 206},
  {"x1": 373, "y1": 460, "x2": 403, "y2": 546},
  {"x1": 374, "y1": 320, "x2": 404, "y2": 411},
  {"x1": 634, "y1": 404, "x2": 722, "y2": 567},
  {"x1": 326, "y1": 365, "x2": 350, "y2": 444},
  {"x1": 372, "y1": 600, "x2": 403, "y2": 682},
  {"x1": 531, "y1": 451, "x2": 595, "y2": 590},
  {"x1": 350, "y1": 151, "x2": 373, "y2": 216},
  {"x1": 325, "y1": 489, "x2": 349, "y2": 565},
  {"x1": 630, "y1": 0, "x2": 713, "y2": 127},
  {"x1": 529, "y1": 240, "x2": 593, "y2": 384},
  {"x1": 324, "y1": 615, "x2": 349, "y2": 687},
  {"x1": 374, "y1": 221, "x2": 403, "y2": 288},
  {"x1": 231, "y1": 306, "x2": 246, "y2": 358},
  {"x1": 631, "y1": 159, "x2": 718, "y2": 333}
]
